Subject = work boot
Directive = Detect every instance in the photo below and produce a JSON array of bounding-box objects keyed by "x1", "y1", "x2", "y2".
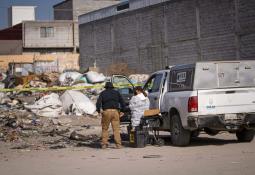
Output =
[
  {"x1": 115, "y1": 144, "x2": 122, "y2": 149},
  {"x1": 101, "y1": 145, "x2": 107, "y2": 149}
]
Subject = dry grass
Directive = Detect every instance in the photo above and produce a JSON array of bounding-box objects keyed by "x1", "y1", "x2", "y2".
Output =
[{"x1": 105, "y1": 63, "x2": 136, "y2": 76}]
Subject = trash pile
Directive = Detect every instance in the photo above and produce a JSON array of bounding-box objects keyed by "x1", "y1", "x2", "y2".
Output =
[
  {"x1": 0, "y1": 70, "x2": 108, "y2": 150},
  {"x1": 0, "y1": 70, "x2": 107, "y2": 116},
  {"x1": 0, "y1": 107, "x2": 102, "y2": 150},
  {"x1": 0, "y1": 69, "x2": 148, "y2": 150}
]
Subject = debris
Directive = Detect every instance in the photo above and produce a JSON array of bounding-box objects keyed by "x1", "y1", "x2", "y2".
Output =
[
  {"x1": 0, "y1": 73, "x2": 7, "y2": 82},
  {"x1": 51, "y1": 118, "x2": 72, "y2": 126},
  {"x1": 11, "y1": 144, "x2": 30, "y2": 150},
  {"x1": 50, "y1": 144, "x2": 66, "y2": 149},
  {"x1": 60, "y1": 90, "x2": 96, "y2": 115},
  {"x1": 29, "y1": 80, "x2": 47, "y2": 88},
  {"x1": 0, "y1": 69, "x2": 110, "y2": 151},
  {"x1": 5, "y1": 130, "x2": 19, "y2": 142},
  {"x1": 70, "y1": 130, "x2": 99, "y2": 142},
  {"x1": 5, "y1": 118, "x2": 19, "y2": 128},
  {"x1": 49, "y1": 128, "x2": 70, "y2": 137},
  {"x1": 59, "y1": 71, "x2": 82, "y2": 86},
  {"x1": 40, "y1": 73, "x2": 59, "y2": 86},
  {"x1": 107, "y1": 157, "x2": 120, "y2": 159},
  {"x1": 143, "y1": 155, "x2": 162, "y2": 159},
  {"x1": 19, "y1": 130, "x2": 39, "y2": 137},
  {"x1": 85, "y1": 71, "x2": 106, "y2": 84},
  {"x1": 25, "y1": 93, "x2": 63, "y2": 118}
]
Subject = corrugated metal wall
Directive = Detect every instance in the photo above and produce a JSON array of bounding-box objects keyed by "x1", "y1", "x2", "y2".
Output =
[{"x1": 79, "y1": 0, "x2": 255, "y2": 74}]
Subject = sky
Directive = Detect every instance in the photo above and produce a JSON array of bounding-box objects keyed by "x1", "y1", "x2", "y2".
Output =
[{"x1": 0, "y1": 0, "x2": 64, "y2": 29}]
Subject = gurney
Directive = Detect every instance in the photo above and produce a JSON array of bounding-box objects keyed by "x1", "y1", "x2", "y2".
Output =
[
  {"x1": 128, "y1": 109, "x2": 165, "y2": 147},
  {"x1": 140, "y1": 109, "x2": 165, "y2": 146}
]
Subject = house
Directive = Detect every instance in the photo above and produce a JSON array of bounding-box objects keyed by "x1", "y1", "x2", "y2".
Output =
[{"x1": 0, "y1": 20, "x2": 78, "y2": 55}]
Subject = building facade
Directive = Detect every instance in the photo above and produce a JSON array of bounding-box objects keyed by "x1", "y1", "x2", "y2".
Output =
[
  {"x1": 0, "y1": 21, "x2": 77, "y2": 55},
  {"x1": 53, "y1": 0, "x2": 120, "y2": 48},
  {"x1": 79, "y1": 0, "x2": 255, "y2": 74},
  {"x1": 22, "y1": 21, "x2": 78, "y2": 54}
]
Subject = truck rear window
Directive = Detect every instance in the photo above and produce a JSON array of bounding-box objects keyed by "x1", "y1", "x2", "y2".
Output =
[{"x1": 169, "y1": 68, "x2": 194, "y2": 91}]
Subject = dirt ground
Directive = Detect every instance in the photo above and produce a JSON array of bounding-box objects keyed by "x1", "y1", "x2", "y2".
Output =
[{"x1": 0, "y1": 132, "x2": 254, "y2": 175}]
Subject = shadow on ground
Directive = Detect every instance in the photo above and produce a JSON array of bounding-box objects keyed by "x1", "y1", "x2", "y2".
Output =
[
  {"x1": 160, "y1": 135, "x2": 239, "y2": 147},
  {"x1": 75, "y1": 133, "x2": 240, "y2": 149}
]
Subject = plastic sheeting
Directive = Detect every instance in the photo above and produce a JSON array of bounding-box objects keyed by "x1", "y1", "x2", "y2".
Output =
[
  {"x1": 25, "y1": 93, "x2": 63, "y2": 118},
  {"x1": 129, "y1": 93, "x2": 150, "y2": 127},
  {"x1": 60, "y1": 90, "x2": 96, "y2": 116},
  {"x1": 85, "y1": 71, "x2": 106, "y2": 84}
]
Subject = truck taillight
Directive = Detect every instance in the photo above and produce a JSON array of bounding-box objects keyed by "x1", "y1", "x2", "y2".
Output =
[{"x1": 188, "y1": 96, "x2": 198, "y2": 112}]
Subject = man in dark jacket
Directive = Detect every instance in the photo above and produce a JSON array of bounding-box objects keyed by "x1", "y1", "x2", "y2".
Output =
[{"x1": 96, "y1": 82, "x2": 125, "y2": 149}]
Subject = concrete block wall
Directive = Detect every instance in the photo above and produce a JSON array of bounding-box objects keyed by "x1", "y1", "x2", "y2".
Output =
[
  {"x1": 79, "y1": 0, "x2": 255, "y2": 74},
  {"x1": 54, "y1": 0, "x2": 73, "y2": 20}
]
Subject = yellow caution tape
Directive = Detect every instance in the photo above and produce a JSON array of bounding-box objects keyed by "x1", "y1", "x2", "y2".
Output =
[{"x1": 0, "y1": 83, "x2": 143, "y2": 93}]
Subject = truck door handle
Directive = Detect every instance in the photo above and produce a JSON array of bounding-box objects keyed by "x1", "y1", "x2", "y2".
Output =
[{"x1": 154, "y1": 97, "x2": 158, "y2": 100}]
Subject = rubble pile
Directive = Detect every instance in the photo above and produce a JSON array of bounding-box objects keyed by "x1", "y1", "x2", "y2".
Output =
[
  {"x1": 0, "y1": 106, "x2": 102, "y2": 150},
  {"x1": 0, "y1": 70, "x2": 107, "y2": 150},
  {"x1": 0, "y1": 69, "x2": 148, "y2": 150}
]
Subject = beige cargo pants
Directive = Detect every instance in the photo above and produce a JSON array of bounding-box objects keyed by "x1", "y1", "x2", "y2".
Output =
[{"x1": 101, "y1": 109, "x2": 121, "y2": 146}]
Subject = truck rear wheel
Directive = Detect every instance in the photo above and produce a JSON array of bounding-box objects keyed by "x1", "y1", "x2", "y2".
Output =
[
  {"x1": 171, "y1": 114, "x2": 191, "y2": 146},
  {"x1": 236, "y1": 129, "x2": 255, "y2": 142}
]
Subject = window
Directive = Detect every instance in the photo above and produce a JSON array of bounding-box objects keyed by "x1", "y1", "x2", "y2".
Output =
[
  {"x1": 112, "y1": 75, "x2": 134, "y2": 96},
  {"x1": 112, "y1": 76, "x2": 132, "y2": 87},
  {"x1": 117, "y1": 2, "x2": 129, "y2": 11},
  {"x1": 169, "y1": 68, "x2": 194, "y2": 91},
  {"x1": 40, "y1": 27, "x2": 54, "y2": 38},
  {"x1": 144, "y1": 74, "x2": 163, "y2": 93}
]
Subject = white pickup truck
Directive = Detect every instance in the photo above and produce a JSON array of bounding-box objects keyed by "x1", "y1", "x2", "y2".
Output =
[{"x1": 114, "y1": 61, "x2": 255, "y2": 146}]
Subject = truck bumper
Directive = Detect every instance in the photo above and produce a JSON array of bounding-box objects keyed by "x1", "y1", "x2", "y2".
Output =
[{"x1": 187, "y1": 114, "x2": 255, "y2": 131}]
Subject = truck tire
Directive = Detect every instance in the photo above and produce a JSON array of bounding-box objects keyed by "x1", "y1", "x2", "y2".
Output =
[
  {"x1": 191, "y1": 130, "x2": 200, "y2": 138},
  {"x1": 171, "y1": 114, "x2": 191, "y2": 146},
  {"x1": 236, "y1": 129, "x2": 255, "y2": 142},
  {"x1": 204, "y1": 128, "x2": 219, "y2": 136}
]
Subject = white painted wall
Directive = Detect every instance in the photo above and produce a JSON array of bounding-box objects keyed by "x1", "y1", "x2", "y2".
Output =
[{"x1": 9, "y1": 6, "x2": 36, "y2": 26}]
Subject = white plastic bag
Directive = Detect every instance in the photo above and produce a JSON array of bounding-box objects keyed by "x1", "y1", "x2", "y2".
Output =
[
  {"x1": 85, "y1": 71, "x2": 106, "y2": 84},
  {"x1": 25, "y1": 93, "x2": 63, "y2": 118},
  {"x1": 60, "y1": 90, "x2": 96, "y2": 115},
  {"x1": 59, "y1": 72, "x2": 82, "y2": 85}
]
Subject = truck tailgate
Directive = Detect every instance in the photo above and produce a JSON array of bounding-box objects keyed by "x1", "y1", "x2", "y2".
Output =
[{"x1": 198, "y1": 88, "x2": 255, "y2": 115}]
